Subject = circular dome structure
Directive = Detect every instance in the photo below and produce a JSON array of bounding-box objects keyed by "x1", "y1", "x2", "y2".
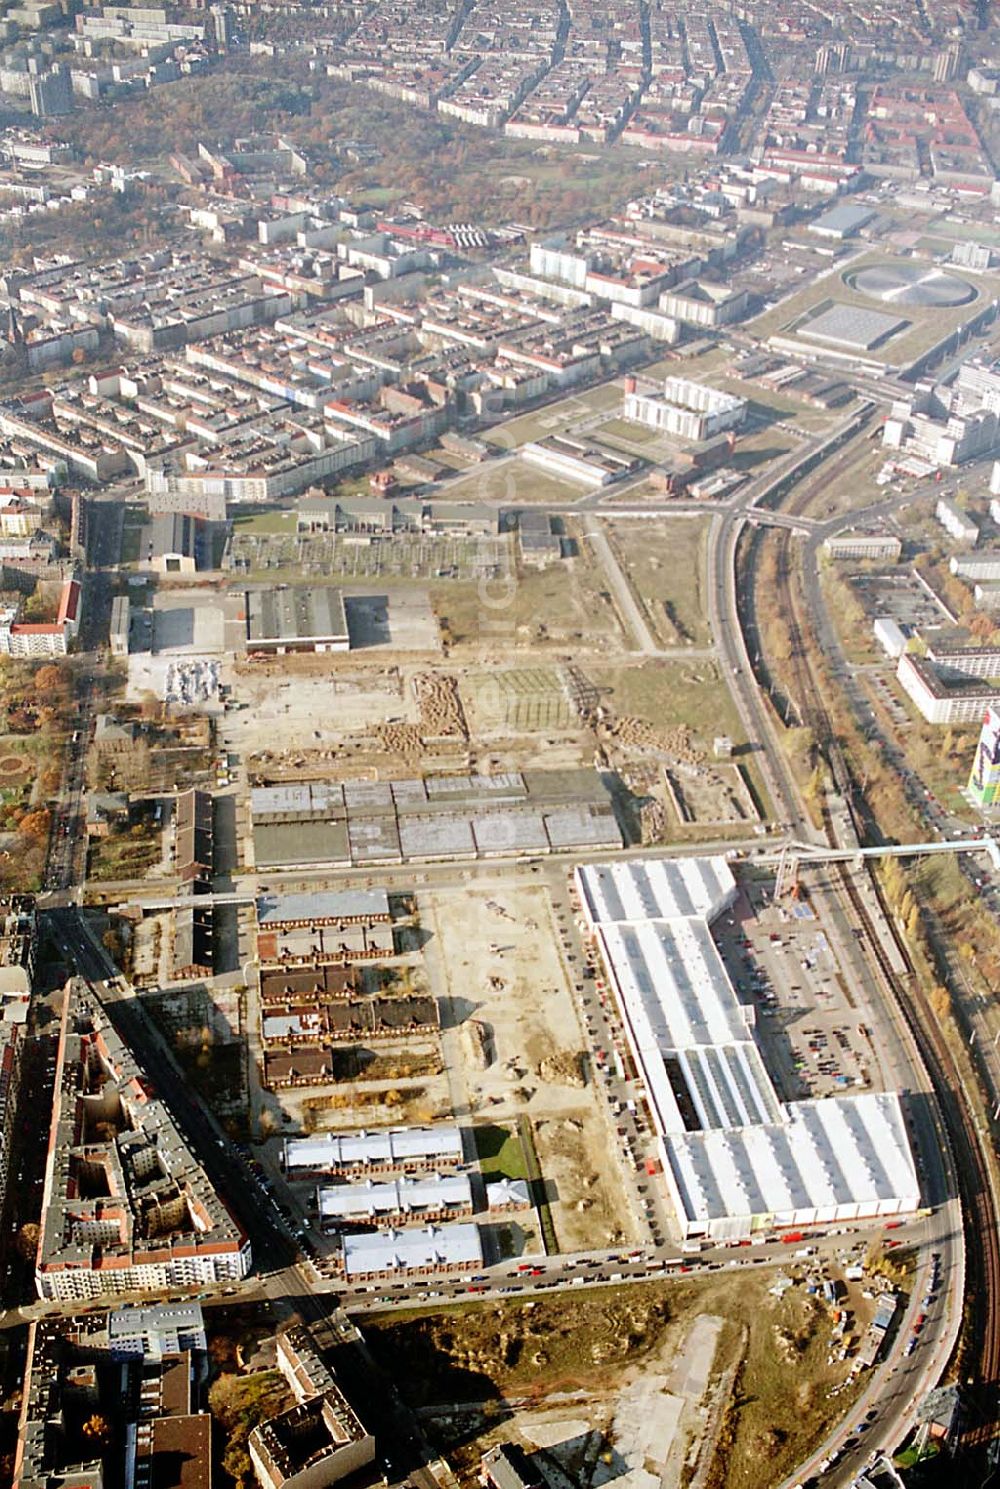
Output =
[{"x1": 845, "y1": 261, "x2": 977, "y2": 308}]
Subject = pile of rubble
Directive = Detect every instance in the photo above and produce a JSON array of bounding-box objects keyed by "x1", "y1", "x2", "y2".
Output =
[
  {"x1": 603, "y1": 715, "x2": 705, "y2": 763},
  {"x1": 413, "y1": 672, "x2": 468, "y2": 741},
  {"x1": 373, "y1": 721, "x2": 424, "y2": 757}
]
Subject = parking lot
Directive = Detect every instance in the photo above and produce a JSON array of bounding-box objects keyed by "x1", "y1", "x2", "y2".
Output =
[
  {"x1": 865, "y1": 670, "x2": 912, "y2": 731},
  {"x1": 850, "y1": 569, "x2": 952, "y2": 641},
  {"x1": 713, "y1": 878, "x2": 883, "y2": 1103}
]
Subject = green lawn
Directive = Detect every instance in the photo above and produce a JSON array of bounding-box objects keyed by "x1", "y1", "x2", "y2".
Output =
[
  {"x1": 483, "y1": 384, "x2": 624, "y2": 452},
  {"x1": 433, "y1": 533, "x2": 623, "y2": 650},
  {"x1": 592, "y1": 658, "x2": 746, "y2": 746},
  {"x1": 472, "y1": 1123, "x2": 527, "y2": 1181},
  {"x1": 595, "y1": 416, "x2": 662, "y2": 446},
  {"x1": 120, "y1": 520, "x2": 143, "y2": 564},
  {"x1": 589, "y1": 658, "x2": 773, "y2": 819},
  {"x1": 88, "y1": 825, "x2": 162, "y2": 882}
]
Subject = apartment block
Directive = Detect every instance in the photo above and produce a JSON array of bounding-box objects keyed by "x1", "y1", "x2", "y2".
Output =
[
  {"x1": 36, "y1": 983, "x2": 250, "y2": 1301},
  {"x1": 624, "y1": 376, "x2": 747, "y2": 441}
]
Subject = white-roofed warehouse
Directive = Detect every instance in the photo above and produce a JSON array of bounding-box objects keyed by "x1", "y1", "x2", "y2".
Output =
[{"x1": 574, "y1": 858, "x2": 920, "y2": 1240}]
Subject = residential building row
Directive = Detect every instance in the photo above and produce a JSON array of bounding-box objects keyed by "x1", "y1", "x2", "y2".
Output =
[
  {"x1": 36, "y1": 981, "x2": 251, "y2": 1302},
  {"x1": 250, "y1": 1324, "x2": 374, "y2": 1489},
  {"x1": 0, "y1": 575, "x2": 80, "y2": 657},
  {"x1": 320, "y1": 0, "x2": 757, "y2": 148}
]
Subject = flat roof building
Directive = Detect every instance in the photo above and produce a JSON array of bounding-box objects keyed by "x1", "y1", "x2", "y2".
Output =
[
  {"x1": 0, "y1": 894, "x2": 36, "y2": 999},
  {"x1": 968, "y1": 705, "x2": 1000, "y2": 806},
  {"x1": 575, "y1": 858, "x2": 920, "y2": 1240},
  {"x1": 257, "y1": 889, "x2": 391, "y2": 927},
  {"x1": 624, "y1": 376, "x2": 746, "y2": 443},
  {"x1": 14, "y1": 1306, "x2": 213, "y2": 1489},
  {"x1": 808, "y1": 203, "x2": 876, "y2": 239},
  {"x1": 521, "y1": 435, "x2": 641, "y2": 487},
  {"x1": 936, "y1": 497, "x2": 979, "y2": 546},
  {"x1": 925, "y1": 641, "x2": 1000, "y2": 679},
  {"x1": 873, "y1": 617, "x2": 907, "y2": 660},
  {"x1": 658, "y1": 279, "x2": 750, "y2": 329},
  {"x1": 246, "y1": 586, "x2": 350, "y2": 654},
  {"x1": 107, "y1": 1301, "x2": 206, "y2": 1359},
  {"x1": 824, "y1": 530, "x2": 902, "y2": 561},
  {"x1": 141, "y1": 512, "x2": 202, "y2": 575},
  {"x1": 251, "y1": 770, "x2": 621, "y2": 871},
  {"x1": 110, "y1": 593, "x2": 130, "y2": 657},
  {"x1": 950, "y1": 554, "x2": 1000, "y2": 582},
  {"x1": 798, "y1": 303, "x2": 906, "y2": 352},
  {"x1": 250, "y1": 1322, "x2": 374, "y2": 1489},
  {"x1": 897, "y1": 651, "x2": 1000, "y2": 724}
]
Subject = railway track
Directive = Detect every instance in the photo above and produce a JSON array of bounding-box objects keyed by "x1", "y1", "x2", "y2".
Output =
[{"x1": 754, "y1": 527, "x2": 1000, "y2": 1464}]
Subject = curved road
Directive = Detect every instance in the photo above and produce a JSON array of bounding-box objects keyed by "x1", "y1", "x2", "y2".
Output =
[{"x1": 697, "y1": 430, "x2": 966, "y2": 1483}]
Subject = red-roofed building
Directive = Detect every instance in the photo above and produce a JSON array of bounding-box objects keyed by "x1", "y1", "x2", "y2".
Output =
[
  {"x1": 56, "y1": 578, "x2": 80, "y2": 629},
  {"x1": 1, "y1": 577, "x2": 81, "y2": 657}
]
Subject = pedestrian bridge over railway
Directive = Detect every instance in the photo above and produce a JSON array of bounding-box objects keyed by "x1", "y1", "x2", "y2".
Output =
[{"x1": 761, "y1": 835, "x2": 1000, "y2": 896}]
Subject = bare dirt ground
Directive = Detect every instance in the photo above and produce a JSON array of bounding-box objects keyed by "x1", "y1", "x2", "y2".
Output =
[
  {"x1": 222, "y1": 663, "x2": 419, "y2": 757},
  {"x1": 420, "y1": 883, "x2": 634, "y2": 1249},
  {"x1": 420, "y1": 883, "x2": 588, "y2": 1110},
  {"x1": 225, "y1": 651, "x2": 604, "y2": 782},
  {"x1": 366, "y1": 1263, "x2": 880, "y2": 1489},
  {"x1": 531, "y1": 1108, "x2": 638, "y2": 1251}
]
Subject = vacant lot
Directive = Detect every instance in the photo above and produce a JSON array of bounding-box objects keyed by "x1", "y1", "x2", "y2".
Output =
[
  {"x1": 590, "y1": 659, "x2": 772, "y2": 821},
  {"x1": 88, "y1": 822, "x2": 162, "y2": 882},
  {"x1": 421, "y1": 882, "x2": 584, "y2": 1101},
  {"x1": 433, "y1": 542, "x2": 623, "y2": 656},
  {"x1": 531, "y1": 1107, "x2": 636, "y2": 1251},
  {"x1": 365, "y1": 1267, "x2": 872, "y2": 1489},
  {"x1": 607, "y1": 518, "x2": 711, "y2": 648},
  {"x1": 592, "y1": 658, "x2": 746, "y2": 751},
  {"x1": 483, "y1": 384, "x2": 625, "y2": 451},
  {"x1": 439, "y1": 459, "x2": 583, "y2": 506},
  {"x1": 422, "y1": 882, "x2": 633, "y2": 1250}
]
